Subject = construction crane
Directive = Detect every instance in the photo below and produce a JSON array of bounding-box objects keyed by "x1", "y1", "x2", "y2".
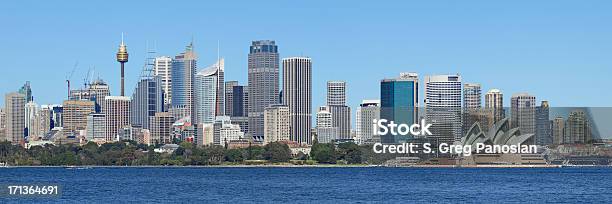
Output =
[{"x1": 66, "y1": 61, "x2": 78, "y2": 99}]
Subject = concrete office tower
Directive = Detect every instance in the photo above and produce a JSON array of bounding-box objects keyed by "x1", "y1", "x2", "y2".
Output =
[
  {"x1": 316, "y1": 106, "x2": 337, "y2": 144},
  {"x1": 86, "y1": 113, "x2": 106, "y2": 141},
  {"x1": 150, "y1": 112, "x2": 174, "y2": 144},
  {"x1": 19, "y1": 81, "x2": 33, "y2": 102},
  {"x1": 282, "y1": 57, "x2": 312, "y2": 144},
  {"x1": 62, "y1": 100, "x2": 95, "y2": 135},
  {"x1": 564, "y1": 110, "x2": 592, "y2": 144},
  {"x1": 326, "y1": 81, "x2": 351, "y2": 139},
  {"x1": 485, "y1": 89, "x2": 504, "y2": 123},
  {"x1": 103, "y1": 96, "x2": 130, "y2": 142},
  {"x1": 213, "y1": 116, "x2": 244, "y2": 145},
  {"x1": 171, "y1": 42, "x2": 197, "y2": 120},
  {"x1": 380, "y1": 73, "x2": 419, "y2": 143},
  {"x1": 327, "y1": 81, "x2": 346, "y2": 106},
  {"x1": 463, "y1": 83, "x2": 481, "y2": 109},
  {"x1": 24, "y1": 101, "x2": 39, "y2": 138},
  {"x1": 264, "y1": 105, "x2": 289, "y2": 144},
  {"x1": 213, "y1": 59, "x2": 225, "y2": 116},
  {"x1": 196, "y1": 123, "x2": 214, "y2": 146},
  {"x1": 39, "y1": 105, "x2": 53, "y2": 134},
  {"x1": 425, "y1": 75, "x2": 462, "y2": 144},
  {"x1": 5, "y1": 93, "x2": 25, "y2": 144},
  {"x1": 356, "y1": 100, "x2": 380, "y2": 145},
  {"x1": 511, "y1": 93, "x2": 536, "y2": 138},
  {"x1": 131, "y1": 58, "x2": 164, "y2": 129},
  {"x1": 0, "y1": 108, "x2": 5, "y2": 140},
  {"x1": 116, "y1": 34, "x2": 129, "y2": 96},
  {"x1": 225, "y1": 81, "x2": 239, "y2": 116},
  {"x1": 88, "y1": 79, "x2": 110, "y2": 113},
  {"x1": 248, "y1": 40, "x2": 279, "y2": 141},
  {"x1": 195, "y1": 63, "x2": 222, "y2": 124},
  {"x1": 552, "y1": 117, "x2": 565, "y2": 145},
  {"x1": 535, "y1": 101, "x2": 552, "y2": 146},
  {"x1": 154, "y1": 56, "x2": 173, "y2": 106}
]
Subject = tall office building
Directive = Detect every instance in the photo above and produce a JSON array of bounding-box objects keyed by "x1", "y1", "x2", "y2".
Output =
[
  {"x1": 171, "y1": 42, "x2": 197, "y2": 120},
  {"x1": 564, "y1": 110, "x2": 592, "y2": 144},
  {"x1": 24, "y1": 101, "x2": 39, "y2": 138},
  {"x1": 316, "y1": 106, "x2": 337, "y2": 144},
  {"x1": 380, "y1": 73, "x2": 419, "y2": 143},
  {"x1": 62, "y1": 100, "x2": 95, "y2": 135},
  {"x1": 213, "y1": 59, "x2": 225, "y2": 116},
  {"x1": 88, "y1": 79, "x2": 110, "y2": 113},
  {"x1": 511, "y1": 93, "x2": 536, "y2": 138},
  {"x1": 150, "y1": 112, "x2": 175, "y2": 144},
  {"x1": 356, "y1": 100, "x2": 380, "y2": 145},
  {"x1": 0, "y1": 108, "x2": 5, "y2": 140},
  {"x1": 39, "y1": 105, "x2": 53, "y2": 135},
  {"x1": 248, "y1": 40, "x2": 279, "y2": 141},
  {"x1": 463, "y1": 83, "x2": 481, "y2": 109},
  {"x1": 282, "y1": 57, "x2": 312, "y2": 144},
  {"x1": 425, "y1": 75, "x2": 462, "y2": 144},
  {"x1": 231, "y1": 85, "x2": 247, "y2": 117},
  {"x1": 103, "y1": 96, "x2": 130, "y2": 142},
  {"x1": 264, "y1": 105, "x2": 289, "y2": 144},
  {"x1": 225, "y1": 81, "x2": 239, "y2": 116},
  {"x1": 131, "y1": 56, "x2": 164, "y2": 129},
  {"x1": 485, "y1": 89, "x2": 504, "y2": 123},
  {"x1": 327, "y1": 81, "x2": 346, "y2": 106},
  {"x1": 5, "y1": 92, "x2": 25, "y2": 144},
  {"x1": 552, "y1": 117, "x2": 565, "y2": 145},
  {"x1": 326, "y1": 81, "x2": 351, "y2": 140},
  {"x1": 154, "y1": 56, "x2": 173, "y2": 106},
  {"x1": 194, "y1": 62, "x2": 222, "y2": 124},
  {"x1": 18, "y1": 81, "x2": 33, "y2": 102},
  {"x1": 535, "y1": 101, "x2": 552, "y2": 146},
  {"x1": 116, "y1": 35, "x2": 129, "y2": 96},
  {"x1": 86, "y1": 113, "x2": 106, "y2": 141}
]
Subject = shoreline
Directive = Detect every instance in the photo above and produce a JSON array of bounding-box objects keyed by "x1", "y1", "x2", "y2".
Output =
[{"x1": 2, "y1": 164, "x2": 610, "y2": 168}]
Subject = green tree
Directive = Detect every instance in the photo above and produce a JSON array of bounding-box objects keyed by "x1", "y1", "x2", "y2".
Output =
[
  {"x1": 311, "y1": 143, "x2": 336, "y2": 164},
  {"x1": 263, "y1": 142, "x2": 291, "y2": 163}
]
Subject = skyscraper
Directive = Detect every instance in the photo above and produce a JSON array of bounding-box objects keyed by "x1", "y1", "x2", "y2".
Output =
[
  {"x1": 564, "y1": 110, "x2": 592, "y2": 144},
  {"x1": 316, "y1": 106, "x2": 337, "y2": 144},
  {"x1": 282, "y1": 57, "x2": 312, "y2": 144},
  {"x1": 154, "y1": 56, "x2": 173, "y2": 107},
  {"x1": 5, "y1": 92, "x2": 25, "y2": 144},
  {"x1": 116, "y1": 34, "x2": 129, "y2": 96},
  {"x1": 264, "y1": 105, "x2": 289, "y2": 144},
  {"x1": 88, "y1": 79, "x2": 110, "y2": 113},
  {"x1": 171, "y1": 42, "x2": 197, "y2": 120},
  {"x1": 86, "y1": 113, "x2": 106, "y2": 141},
  {"x1": 18, "y1": 81, "x2": 33, "y2": 102},
  {"x1": 214, "y1": 59, "x2": 225, "y2": 117},
  {"x1": 62, "y1": 100, "x2": 95, "y2": 136},
  {"x1": 552, "y1": 117, "x2": 565, "y2": 145},
  {"x1": 463, "y1": 83, "x2": 481, "y2": 109},
  {"x1": 248, "y1": 40, "x2": 279, "y2": 141},
  {"x1": 24, "y1": 101, "x2": 39, "y2": 139},
  {"x1": 231, "y1": 85, "x2": 247, "y2": 117},
  {"x1": 356, "y1": 100, "x2": 380, "y2": 145},
  {"x1": 485, "y1": 89, "x2": 504, "y2": 123},
  {"x1": 225, "y1": 81, "x2": 239, "y2": 117},
  {"x1": 194, "y1": 62, "x2": 220, "y2": 124},
  {"x1": 425, "y1": 75, "x2": 462, "y2": 144},
  {"x1": 149, "y1": 112, "x2": 174, "y2": 144},
  {"x1": 535, "y1": 101, "x2": 552, "y2": 146},
  {"x1": 380, "y1": 73, "x2": 419, "y2": 143},
  {"x1": 131, "y1": 53, "x2": 164, "y2": 129},
  {"x1": 104, "y1": 96, "x2": 130, "y2": 142},
  {"x1": 511, "y1": 93, "x2": 536, "y2": 138},
  {"x1": 326, "y1": 81, "x2": 351, "y2": 140}
]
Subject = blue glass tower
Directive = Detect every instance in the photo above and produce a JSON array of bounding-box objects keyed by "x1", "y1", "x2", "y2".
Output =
[{"x1": 380, "y1": 73, "x2": 419, "y2": 143}]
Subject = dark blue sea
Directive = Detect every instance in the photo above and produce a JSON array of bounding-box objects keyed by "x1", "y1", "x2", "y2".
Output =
[{"x1": 1, "y1": 167, "x2": 611, "y2": 203}]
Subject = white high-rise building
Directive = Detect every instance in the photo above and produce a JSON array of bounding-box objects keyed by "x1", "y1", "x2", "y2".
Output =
[
  {"x1": 195, "y1": 64, "x2": 219, "y2": 124},
  {"x1": 327, "y1": 81, "x2": 346, "y2": 106},
  {"x1": 463, "y1": 83, "x2": 481, "y2": 109},
  {"x1": 425, "y1": 75, "x2": 462, "y2": 144},
  {"x1": 264, "y1": 105, "x2": 290, "y2": 144},
  {"x1": 213, "y1": 116, "x2": 244, "y2": 145},
  {"x1": 24, "y1": 101, "x2": 40, "y2": 139},
  {"x1": 326, "y1": 81, "x2": 351, "y2": 139},
  {"x1": 511, "y1": 93, "x2": 536, "y2": 136},
  {"x1": 154, "y1": 56, "x2": 173, "y2": 106},
  {"x1": 282, "y1": 57, "x2": 312, "y2": 144},
  {"x1": 356, "y1": 100, "x2": 380, "y2": 145},
  {"x1": 316, "y1": 106, "x2": 337, "y2": 144},
  {"x1": 103, "y1": 96, "x2": 131, "y2": 142}
]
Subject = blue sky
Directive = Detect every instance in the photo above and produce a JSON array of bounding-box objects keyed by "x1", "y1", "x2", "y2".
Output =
[{"x1": 1, "y1": 0, "x2": 611, "y2": 109}]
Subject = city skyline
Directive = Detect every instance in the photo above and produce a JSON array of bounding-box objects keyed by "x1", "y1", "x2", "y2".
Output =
[{"x1": 1, "y1": 1, "x2": 611, "y2": 109}]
